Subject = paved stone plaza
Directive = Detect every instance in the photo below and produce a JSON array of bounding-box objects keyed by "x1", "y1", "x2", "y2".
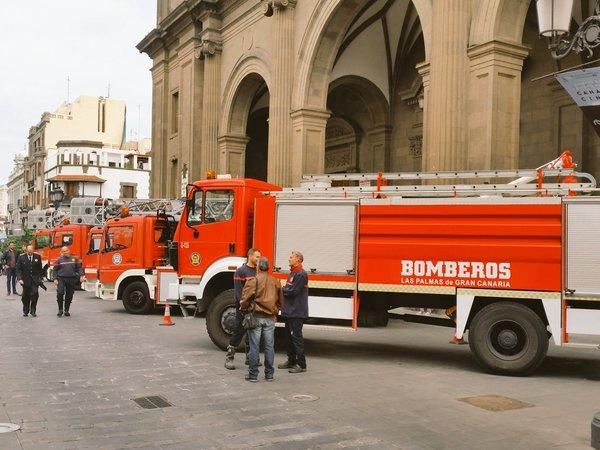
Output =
[{"x1": 0, "y1": 287, "x2": 599, "y2": 449}]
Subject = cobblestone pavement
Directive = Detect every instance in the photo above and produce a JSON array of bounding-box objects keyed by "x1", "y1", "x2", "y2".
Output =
[{"x1": 0, "y1": 287, "x2": 599, "y2": 449}]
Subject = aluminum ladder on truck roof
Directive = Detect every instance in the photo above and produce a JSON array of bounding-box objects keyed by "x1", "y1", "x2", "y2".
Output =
[
  {"x1": 274, "y1": 150, "x2": 598, "y2": 199},
  {"x1": 70, "y1": 197, "x2": 185, "y2": 226}
]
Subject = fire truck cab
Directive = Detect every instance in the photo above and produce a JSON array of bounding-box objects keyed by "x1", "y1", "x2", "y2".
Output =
[
  {"x1": 98, "y1": 213, "x2": 175, "y2": 314},
  {"x1": 160, "y1": 160, "x2": 600, "y2": 376},
  {"x1": 47, "y1": 223, "x2": 92, "y2": 280}
]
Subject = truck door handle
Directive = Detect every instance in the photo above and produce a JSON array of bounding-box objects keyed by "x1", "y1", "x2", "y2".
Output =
[
  {"x1": 229, "y1": 243, "x2": 235, "y2": 254},
  {"x1": 126, "y1": 259, "x2": 135, "y2": 263}
]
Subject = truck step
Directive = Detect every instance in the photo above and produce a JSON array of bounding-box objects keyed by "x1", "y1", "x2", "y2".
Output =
[{"x1": 275, "y1": 322, "x2": 356, "y2": 332}]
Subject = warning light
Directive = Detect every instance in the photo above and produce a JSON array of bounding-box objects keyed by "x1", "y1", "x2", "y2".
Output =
[
  {"x1": 206, "y1": 170, "x2": 216, "y2": 179},
  {"x1": 120, "y1": 206, "x2": 130, "y2": 218},
  {"x1": 63, "y1": 217, "x2": 71, "y2": 225}
]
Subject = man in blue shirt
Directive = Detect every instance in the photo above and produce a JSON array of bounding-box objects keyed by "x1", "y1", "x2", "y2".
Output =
[{"x1": 225, "y1": 248, "x2": 261, "y2": 370}]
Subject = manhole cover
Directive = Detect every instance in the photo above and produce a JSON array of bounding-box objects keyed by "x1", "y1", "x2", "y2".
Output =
[
  {"x1": 290, "y1": 394, "x2": 319, "y2": 402},
  {"x1": 0, "y1": 423, "x2": 20, "y2": 433},
  {"x1": 132, "y1": 395, "x2": 173, "y2": 409},
  {"x1": 458, "y1": 395, "x2": 533, "y2": 412}
]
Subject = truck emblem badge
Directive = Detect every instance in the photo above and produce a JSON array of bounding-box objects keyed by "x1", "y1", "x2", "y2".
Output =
[
  {"x1": 112, "y1": 253, "x2": 123, "y2": 265},
  {"x1": 190, "y1": 252, "x2": 201, "y2": 266}
]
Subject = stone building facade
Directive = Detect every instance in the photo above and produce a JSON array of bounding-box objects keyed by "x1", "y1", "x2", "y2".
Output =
[{"x1": 138, "y1": 0, "x2": 600, "y2": 197}]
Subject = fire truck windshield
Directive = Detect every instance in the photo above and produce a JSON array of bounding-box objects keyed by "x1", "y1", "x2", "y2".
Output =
[
  {"x1": 186, "y1": 190, "x2": 234, "y2": 225},
  {"x1": 106, "y1": 226, "x2": 133, "y2": 251},
  {"x1": 88, "y1": 234, "x2": 103, "y2": 254},
  {"x1": 35, "y1": 235, "x2": 50, "y2": 249},
  {"x1": 53, "y1": 232, "x2": 73, "y2": 248}
]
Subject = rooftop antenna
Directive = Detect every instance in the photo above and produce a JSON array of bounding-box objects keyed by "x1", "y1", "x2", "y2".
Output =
[
  {"x1": 67, "y1": 76, "x2": 70, "y2": 103},
  {"x1": 137, "y1": 104, "x2": 141, "y2": 142},
  {"x1": 107, "y1": 83, "x2": 111, "y2": 98}
]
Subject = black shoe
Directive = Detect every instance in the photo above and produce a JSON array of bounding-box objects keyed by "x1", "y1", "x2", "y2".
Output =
[
  {"x1": 31, "y1": 313, "x2": 37, "y2": 317},
  {"x1": 265, "y1": 376, "x2": 274, "y2": 382},
  {"x1": 278, "y1": 361, "x2": 294, "y2": 369},
  {"x1": 245, "y1": 375, "x2": 258, "y2": 383},
  {"x1": 57, "y1": 311, "x2": 63, "y2": 317},
  {"x1": 64, "y1": 312, "x2": 70, "y2": 317},
  {"x1": 23, "y1": 314, "x2": 28, "y2": 317},
  {"x1": 288, "y1": 365, "x2": 307, "y2": 373}
]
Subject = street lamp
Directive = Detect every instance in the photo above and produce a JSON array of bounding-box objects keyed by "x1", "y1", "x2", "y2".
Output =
[
  {"x1": 49, "y1": 186, "x2": 65, "y2": 209},
  {"x1": 536, "y1": 0, "x2": 600, "y2": 59}
]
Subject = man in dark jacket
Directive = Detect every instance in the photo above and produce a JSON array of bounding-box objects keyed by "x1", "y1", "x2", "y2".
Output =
[
  {"x1": 3, "y1": 242, "x2": 19, "y2": 295},
  {"x1": 16, "y1": 245, "x2": 43, "y2": 317},
  {"x1": 225, "y1": 248, "x2": 261, "y2": 370},
  {"x1": 278, "y1": 251, "x2": 309, "y2": 373},
  {"x1": 240, "y1": 257, "x2": 283, "y2": 382},
  {"x1": 53, "y1": 246, "x2": 84, "y2": 317}
]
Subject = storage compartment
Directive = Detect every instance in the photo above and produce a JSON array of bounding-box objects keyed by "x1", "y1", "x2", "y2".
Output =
[
  {"x1": 566, "y1": 199, "x2": 600, "y2": 296},
  {"x1": 274, "y1": 201, "x2": 357, "y2": 274}
]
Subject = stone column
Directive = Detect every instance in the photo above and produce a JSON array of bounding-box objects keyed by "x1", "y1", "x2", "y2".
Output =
[
  {"x1": 426, "y1": 0, "x2": 471, "y2": 171},
  {"x1": 416, "y1": 61, "x2": 430, "y2": 171},
  {"x1": 267, "y1": 0, "x2": 296, "y2": 186},
  {"x1": 467, "y1": 41, "x2": 528, "y2": 170},
  {"x1": 290, "y1": 108, "x2": 331, "y2": 183},
  {"x1": 218, "y1": 135, "x2": 250, "y2": 178},
  {"x1": 197, "y1": 38, "x2": 222, "y2": 177}
]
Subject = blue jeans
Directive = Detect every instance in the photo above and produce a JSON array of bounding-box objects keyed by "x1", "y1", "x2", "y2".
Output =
[
  {"x1": 248, "y1": 316, "x2": 275, "y2": 380},
  {"x1": 6, "y1": 268, "x2": 17, "y2": 294}
]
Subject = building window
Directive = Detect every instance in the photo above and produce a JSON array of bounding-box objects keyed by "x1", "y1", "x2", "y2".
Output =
[
  {"x1": 120, "y1": 183, "x2": 136, "y2": 199},
  {"x1": 171, "y1": 91, "x2": 179, "y2": 134}
]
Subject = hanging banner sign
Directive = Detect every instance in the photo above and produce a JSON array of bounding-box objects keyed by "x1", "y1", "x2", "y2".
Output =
[{"x1": 556, "y1": 67, "x2": 600, "y2": 136}]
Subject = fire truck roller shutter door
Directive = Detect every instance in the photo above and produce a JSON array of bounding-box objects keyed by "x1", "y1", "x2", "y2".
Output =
[{"x1": 274, "y1": 201, "x2": 357, "y2": 275}]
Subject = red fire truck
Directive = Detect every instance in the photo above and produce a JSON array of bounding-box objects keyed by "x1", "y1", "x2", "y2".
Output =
[
  {"x1": 72, "y1": 198, "x2": 182, "y2": 313},
  {"x1": 158, "y1": 155, "x2": 600, "y2": 376}
]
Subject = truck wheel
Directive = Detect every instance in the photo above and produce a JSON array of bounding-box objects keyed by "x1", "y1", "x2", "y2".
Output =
[
  {"x1": 122, "y1": 281, "x2": 154, "y2": 315},
  {"x1": 469, "y1": 302, "x2": 549, "y2": 376},
  {"x1": 206, "y1": 289, "x2": 237, "y2": 350}
]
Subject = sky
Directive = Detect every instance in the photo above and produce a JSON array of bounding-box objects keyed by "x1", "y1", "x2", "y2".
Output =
[{"x1": 0, "y1": 1, "x2": 157, "y2": 185}]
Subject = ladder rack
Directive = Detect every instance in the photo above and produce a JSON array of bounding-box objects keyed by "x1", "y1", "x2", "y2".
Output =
[
  {"x1": 268, "y1": 168, "x2": 598, "y2": 199},
  {"x1": 69, "y1": 198, "x2": 185, "y2": 226}
]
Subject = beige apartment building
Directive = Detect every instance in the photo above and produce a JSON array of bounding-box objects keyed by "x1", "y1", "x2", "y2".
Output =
[
  {"x1": 138, "y1": 0, "x2": 600, "y2": 198},
  {"x1": 25, "y1": 96, "x2": 126, "y2": 209}
]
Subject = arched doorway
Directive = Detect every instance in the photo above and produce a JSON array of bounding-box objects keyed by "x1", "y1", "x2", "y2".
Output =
[
  {"x1": 220, "y1": 71, "x2": 270, "y2": 180},
  {"x1": 245, "y1": 84, "x2": 269, "y2": 181}
]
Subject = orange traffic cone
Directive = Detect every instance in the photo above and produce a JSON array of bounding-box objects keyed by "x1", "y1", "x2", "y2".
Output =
[{"x1": 160, "y1": 303, "x2": 175, "y2": 326}]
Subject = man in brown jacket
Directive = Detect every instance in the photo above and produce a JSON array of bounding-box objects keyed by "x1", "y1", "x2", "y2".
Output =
[{"x1": 240, "y1": 257, "x2": 283, "y2": 382}]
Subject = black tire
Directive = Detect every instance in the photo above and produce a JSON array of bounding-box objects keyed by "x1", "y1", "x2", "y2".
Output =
[
  {"x1": 122, "y1": 281, "x2": 154, "y2": 315},
  {"x1": 469, "y1": 302, "x2": 549, "y2": 376},
  {"x1": 206, "y1": 289, "x2": 238, "y2": 350}
]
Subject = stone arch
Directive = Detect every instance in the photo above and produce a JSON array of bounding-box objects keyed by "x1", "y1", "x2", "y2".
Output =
[
  {"x1": 328, "y1": 76, "x2": 390, "y2": 128},
  {"x1": 327, "y1": 75, "x2": 391, "y2": 172},
  {"x1": 220, "y1": 52, "x2": 271, "y2": 136},
  {"x1": 469, "y1": 0, "x2": 531, "y2": 46},
  {"x1": 292, "y1": 0, "x2": 431, "y2": 112}
]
